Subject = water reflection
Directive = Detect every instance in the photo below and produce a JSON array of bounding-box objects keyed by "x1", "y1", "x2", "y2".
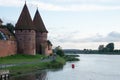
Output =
[{"x1": 9, "y1": 71, "x2": 47, "y2": 80}]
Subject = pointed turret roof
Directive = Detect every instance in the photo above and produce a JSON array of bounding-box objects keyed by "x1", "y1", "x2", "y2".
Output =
[
  {"x1": 15, "y1": 3, "x2": 35, "y2": 30},
  {"x1": 33, "y1": 9, "x2": 48, "y2": 33}
]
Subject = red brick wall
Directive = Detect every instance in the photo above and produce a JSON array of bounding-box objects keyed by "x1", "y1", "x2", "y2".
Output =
[
  {"x1": 15, "y1": 30, "x2": 36, "y2": 55},
  {"x1": 0, "y1": 40, "x2": 17, "y2": 57},
  {"x1": 36, "y1": 32, "x2": 47, "y2": 54}
]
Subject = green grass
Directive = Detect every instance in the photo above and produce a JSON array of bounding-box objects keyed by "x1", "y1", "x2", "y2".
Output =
[
  {"x1": 0, "y1": 54, "x2": 66, "y2": 76},
  {"x1": 0, "y1": 54, "x2": 45, "y2": 64},
  {"x1": 0, "y1": 54, "x2": 80, "y2": 76},
  {"x1": 56, "y1": 56, "x2": 66, "y2": 64},
  {"x1": 47, "y1": 56, "x2": 66, "y2": 68}
]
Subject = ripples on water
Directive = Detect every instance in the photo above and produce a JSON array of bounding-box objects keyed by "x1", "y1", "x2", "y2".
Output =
[{"x1": 10, "y1": 54, "x2": 120, "y2": 80}]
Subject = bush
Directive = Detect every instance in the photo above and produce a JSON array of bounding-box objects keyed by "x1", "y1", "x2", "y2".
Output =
[
  {"x1": 64, "y1": 55, "x2": 80, "y2": 61},
  {"x1": 56, "y1": 49, "x2": 64, "y2": 57}
]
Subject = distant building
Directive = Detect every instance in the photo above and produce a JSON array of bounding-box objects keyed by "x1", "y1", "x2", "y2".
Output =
[{"x1": 0, "y1": 3, "x2": 53, "y2": 57}]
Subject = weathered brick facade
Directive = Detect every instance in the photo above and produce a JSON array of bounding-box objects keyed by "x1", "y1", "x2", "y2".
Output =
[
  {"x1": 0, "y1": 40, "x2": 17, "y2": 57},
  {"x1": 15, "y1": 30, "x2": 36, "y2": 55}
]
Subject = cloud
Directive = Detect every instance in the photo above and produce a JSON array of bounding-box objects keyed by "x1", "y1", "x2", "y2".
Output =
[
  {"x1": 47, "y1": 0, "x2": 120, "y2": 3},
  {"x1": 0, "y1": 0, "x2": 24, "y2": 7},
  {"x1": 29, "y1": 1, "x2": 66, "y2": 11},
  {"x1": 29, "y1": 1, "x2": 120, "y2": 11},
  {"x1": 56, "y1": 31, "x2": 120, "y2": 43},
  {"x1": 61, "y1": 5, "x2": 120, "y2": 11},
  {"x1": 45, "y1": 0, "x2": 119, "y2": 2},
  {"x1": 87, "y1": 31, "x2": 120, "y2": 42},
  {"x1": 1, "y1": 0, "x2": 120, "y2": 11}
]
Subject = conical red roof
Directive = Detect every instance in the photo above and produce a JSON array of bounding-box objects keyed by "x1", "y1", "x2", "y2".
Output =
[
  {"x1": 15, "y1": 3, "x2": 35, "y2": 30},
  {"x1": 33, "y1": 9, "x2": 48, "y2": 33}
]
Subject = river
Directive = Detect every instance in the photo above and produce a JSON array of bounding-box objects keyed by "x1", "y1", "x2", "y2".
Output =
[{"x1": 10, "y1": 54, "x2": 120, "y2": 80}]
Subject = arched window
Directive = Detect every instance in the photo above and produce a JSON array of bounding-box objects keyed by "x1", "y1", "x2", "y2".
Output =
[{"x1": 0, "y1": 31, "x2": 7, "y2": 40}]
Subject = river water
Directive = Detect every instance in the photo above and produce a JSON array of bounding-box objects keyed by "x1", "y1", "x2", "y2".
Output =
[{"x1": 10, "y1": 54, "x2": 120, "y2": 80}]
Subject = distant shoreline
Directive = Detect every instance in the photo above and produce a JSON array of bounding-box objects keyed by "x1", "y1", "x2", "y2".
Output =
[
  {"x1": 63, "y1": 49, "x2": 120, "y2": 55},
  {"x1": 65, "y1": 52, "x2": 120, "y2": 55}
]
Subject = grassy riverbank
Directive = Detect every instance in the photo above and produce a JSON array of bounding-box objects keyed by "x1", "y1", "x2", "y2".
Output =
[
  {"x1": 0, "y1": 54, "x2": 66, "y2": 76},
  {"x1": 0, "y1": 54, "x2": 79, "y2": 76},
  {"x1": 0, "y1": 54, "x2": 44, "y2": 64}
]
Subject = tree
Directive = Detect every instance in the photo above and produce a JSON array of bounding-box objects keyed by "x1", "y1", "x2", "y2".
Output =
[
  {"x1": 98, "y1": 45, "x2": 104, "y2": 52},
  {"x1": 98, "y1": 43, "x2": 114, "y2": 52},
  {"x1": 106, "y1": 43, "x2": 114, "y2": 52},
  {"x1": 56, "y1": 49, "x2": 64, "y2": 57},
  {"x1": 55, "y1": 46, "x2": 64, "y2": 57},
  {"x1": 5, "y1": 23, "x2": 15, "y2": 35}
]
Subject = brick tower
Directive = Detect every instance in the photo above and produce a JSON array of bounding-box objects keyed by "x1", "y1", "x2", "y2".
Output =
[
  {"x1": 33, "y1": 9, "x2": 48, "y2": 54},
  {"x1": 15, "y1": 3, "x2": 36, "y2": 55}
]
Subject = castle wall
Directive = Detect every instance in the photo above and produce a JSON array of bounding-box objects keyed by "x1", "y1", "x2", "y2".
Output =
[
  {"x1": 36, "y1": 32, "x2": 47, "y2": 54},
  {"x1": 15, "y1": 30, "x2": 36, "y2": 55},
  {"x1": 0, "y1": 40, "x2": 17, "y2": 57}
]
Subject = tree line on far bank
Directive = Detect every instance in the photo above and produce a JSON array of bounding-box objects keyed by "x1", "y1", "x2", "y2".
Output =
[
  {"x1": 63, "y1": 43, "x2": 120, "y2": 54},
  {"x1": 83, "y1": 43, "x2": 120, "y2": 54},
  {"x1": 98, "y1": 43, "x2": 120, "y2": 54},
  {"x1": 98, "y1": 43, "x2": 114, "y2": 52}
]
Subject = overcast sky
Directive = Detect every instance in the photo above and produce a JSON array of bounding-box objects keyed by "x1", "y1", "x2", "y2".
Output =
[{"x1": 1, "y1": 0, "x2": 120, "y2": 49}]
